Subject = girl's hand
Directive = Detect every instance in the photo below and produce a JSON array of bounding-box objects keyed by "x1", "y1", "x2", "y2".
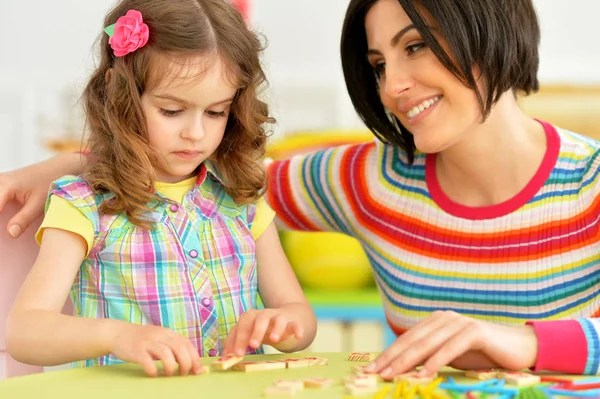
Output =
[
  {"x1": 222, "y1": 308, "x2": 304, "y2": 356},
  {"x1": 110, "y1": 323, "x2": 204, "y2": 377},
  {"x1": 364, "y1": 310, "x2": 538, "y2": 379}
]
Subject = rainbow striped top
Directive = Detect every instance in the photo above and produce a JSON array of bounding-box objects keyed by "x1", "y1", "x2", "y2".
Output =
[{"x1": 266, "y1": 121, "x2": 600, "y2": 374}]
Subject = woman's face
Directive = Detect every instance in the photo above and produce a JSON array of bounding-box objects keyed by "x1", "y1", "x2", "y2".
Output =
[{"x1": 365, "y1": 0, "x2": 482, "y2": 153}]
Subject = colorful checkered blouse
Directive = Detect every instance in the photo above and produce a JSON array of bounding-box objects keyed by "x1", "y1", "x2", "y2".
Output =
[{"x1": 46, "y1": 162, "x2": 261, "y2": 367}]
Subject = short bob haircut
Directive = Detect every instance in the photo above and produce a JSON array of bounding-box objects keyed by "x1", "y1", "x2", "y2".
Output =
[{"x1": 341, "y1": 0, "x2": 540, "y2": 162}]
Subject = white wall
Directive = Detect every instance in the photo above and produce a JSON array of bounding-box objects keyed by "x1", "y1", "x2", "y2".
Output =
[{"x1": 0, "y1": 0, "x2": 599, "y2": 171}]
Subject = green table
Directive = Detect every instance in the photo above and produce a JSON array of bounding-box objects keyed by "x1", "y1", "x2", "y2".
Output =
[{"x1": 0, "y1": 352, "x2": 466, "y2": 399}]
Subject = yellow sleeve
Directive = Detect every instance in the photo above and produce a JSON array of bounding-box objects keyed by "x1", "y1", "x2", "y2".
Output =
[
  {"x1": 36, "y1": 195, "x2": 95, "y2": 256},
  {"x1": 250, "y1": 196, "x2": 276, "y2": 240}
]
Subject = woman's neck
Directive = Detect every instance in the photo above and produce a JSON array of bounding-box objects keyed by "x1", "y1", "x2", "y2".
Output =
[{"x1": 434, "y1": 92, "x2": 548, "y2": 207}]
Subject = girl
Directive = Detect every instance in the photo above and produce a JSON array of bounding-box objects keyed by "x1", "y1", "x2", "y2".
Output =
[
  {"x1": 5, "y1": 0, "x2": 316, "y2": 378},
  {"x1": 3, "y1": 0, "x2": 600, "y2": 378}
]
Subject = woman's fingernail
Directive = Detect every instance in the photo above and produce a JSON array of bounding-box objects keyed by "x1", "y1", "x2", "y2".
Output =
[
  {"x1": 271, "y1": 334, "x2": 279, "y2": 341},
  {"x1": 365, "y1": 363, "x2": 376, "y2": 372},
  {"x1": 380, "y1": 367, "x2": 393, "y2": 377},
  {"x1": 9, "y1": 225, "x2": 20, "y2": 237},
  {"x1": 250, "y1": 339, "x2": 259, "y2": 347}
]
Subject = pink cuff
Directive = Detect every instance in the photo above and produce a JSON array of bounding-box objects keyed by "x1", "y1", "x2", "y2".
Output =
[{"x1": 526, "y1": 320, "x2": 587, "y2": 374}]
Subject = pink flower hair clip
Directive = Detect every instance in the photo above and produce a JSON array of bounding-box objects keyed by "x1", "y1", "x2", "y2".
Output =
[{"x1": 103, "y1": 9, "x2": 149, "y2": 57}]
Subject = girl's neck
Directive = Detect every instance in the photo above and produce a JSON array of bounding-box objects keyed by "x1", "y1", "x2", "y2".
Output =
[{"x1": 434, "y1": 92, "x2": 548, "y2": 207}]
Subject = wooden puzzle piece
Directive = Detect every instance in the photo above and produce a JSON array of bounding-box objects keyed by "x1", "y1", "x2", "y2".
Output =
[
  {"x1": 464, "y1": 369, "x2": 501, "y2": 380},
  {"x1": 383, "y1": 370, "x2": 438, "y2": 384},
  {"x1": 304, "y1": 377, "x2": 335, "y2": 389},
  {"x1": 304, "y1": 357, "x2": 329, "y2": 366},
  {"x1": 232, "y1": 360, "x2": 286, "y2": 372},
  {"x1": 343, "y1": 374, "x2": 378, "y2": 388},
  {"x1": 348, "y1": 352, "x2": 377, "y2": 362},
  {"x1": 273, "y1": 380, "x2": 305, "y2": 390},
  {"x1": 210, "y1": 354, "x2": 243, "y2": 370},
  {"x1": 351, "y1": 365, "x2": 373, "y2": 375},
  {"x1": 497, "y1": 371, "x2": 541, "y2": 386},
  {"x1": 264, "y1": 386, "x2": 297, "y2": 397},
  {"x1": 282, "y1": 358, "x2": 311, "y2": 368}
]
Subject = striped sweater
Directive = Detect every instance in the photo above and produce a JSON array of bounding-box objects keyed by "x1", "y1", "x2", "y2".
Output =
[{"x1": 266, "y1": 121, "x2": 600, "y2": 374}]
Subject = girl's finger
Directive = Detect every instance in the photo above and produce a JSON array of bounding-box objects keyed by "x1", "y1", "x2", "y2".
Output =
[
  {"x1": 233, "y1": 314, "x2": 257, "y2": 356},
  {"x1": 248, "y1": 311, "x2": 272, "y2": 349},
  {"x1": 148, "y1": 343, "x2": 178, "y2": 377}
]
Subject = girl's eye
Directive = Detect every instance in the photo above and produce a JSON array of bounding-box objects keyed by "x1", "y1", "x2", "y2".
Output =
[
  {"x1": 206, "y1": 110, "x2": 227, "y2": 118},
  {"x1": 406, "y1": 42, "x2": 425, "y2": 55},
  {"x1": 374, "y1": 62, "x2": 386, "y2": 76},
  {"x1": 160, "y1": 109, "x2": 183, "y2": 117}
]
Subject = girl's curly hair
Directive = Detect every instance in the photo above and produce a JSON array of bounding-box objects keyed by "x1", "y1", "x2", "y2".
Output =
[{"x1": 82, "y1": 0, "x2": 273, "y2": 226}]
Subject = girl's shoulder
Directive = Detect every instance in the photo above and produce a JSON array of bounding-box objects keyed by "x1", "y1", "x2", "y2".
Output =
[{"x1": 49, "y1": 175, "x2": 111, "y2": 210}]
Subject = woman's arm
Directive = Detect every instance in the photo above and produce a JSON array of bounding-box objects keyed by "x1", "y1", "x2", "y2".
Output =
[
  {"x1": 0, "y1": 153, "x2": 86, "y2": 238},
  {"x1": 266, "y1": 143, "x2": 373, "y2": 235}
]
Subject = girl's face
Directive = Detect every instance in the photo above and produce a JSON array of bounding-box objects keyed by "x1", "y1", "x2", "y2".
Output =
[
  {"x1": 141, "y1": 55, "x2": 238, "y2": 183},
  {"x1": 365, "y1": 0, "x2": 482, "y2": 153}
]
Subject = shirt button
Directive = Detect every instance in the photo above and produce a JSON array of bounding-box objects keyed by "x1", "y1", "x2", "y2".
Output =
[
  {"x1": 189, "y1": 249, "x2": 199, "y2": 258},
  {"x1": 169, "y1": 204, "x2": 179, "y2": 212},
  {"x1": 186, "y1": 205, "x2": 194, "y2": 212},
  {"x1": 202, "y1": 298, "x2": 211, "y2": 308},
  {"x1": 209, "y1": 349, "x2": 217, "y2": 357}
]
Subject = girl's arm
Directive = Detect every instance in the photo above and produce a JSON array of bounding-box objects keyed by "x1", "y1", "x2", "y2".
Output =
[
  {"x1": 0, "y1": 153, "x2": 86, "y2": 238},
  {"x1": 6, "y1": 227, "x2": 121, "y2": 365},
  {"x1": 223, "y1": 222, "x2": 317, "y2": 355},
  {"x1": 255, "y1": 222, "x2": 317, "y2": 351}
]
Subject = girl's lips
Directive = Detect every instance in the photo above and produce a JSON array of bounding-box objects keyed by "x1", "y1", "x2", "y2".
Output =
[{"x1": 173, "y1": 151, "x2": 202, "y2": 160}]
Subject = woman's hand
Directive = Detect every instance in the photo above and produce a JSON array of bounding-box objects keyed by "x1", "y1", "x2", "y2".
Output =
[
  {"x1": 365, "y1": 310, "x2": 538, "y2": 379},
  {"x1": 0, "y1": 153, "x2": 85, "y2": 237}
]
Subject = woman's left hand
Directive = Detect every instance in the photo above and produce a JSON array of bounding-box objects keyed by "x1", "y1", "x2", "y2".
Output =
[{"x1": 364, "y1": 310, "x2": 538, "y2": 379}]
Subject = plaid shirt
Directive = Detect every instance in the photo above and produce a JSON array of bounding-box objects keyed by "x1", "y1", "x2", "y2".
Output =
[{"x1": 47, "y1": 162, "x2": 260, "y2": 367}]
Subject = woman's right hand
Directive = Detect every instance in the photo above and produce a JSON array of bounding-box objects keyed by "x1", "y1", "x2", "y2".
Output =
[
  {"x1": 110, "y1": 323, "x2": 204, "y2": 377},
  {"x1": 0, "y1": 153, "x2": 85, "y2": 238}
]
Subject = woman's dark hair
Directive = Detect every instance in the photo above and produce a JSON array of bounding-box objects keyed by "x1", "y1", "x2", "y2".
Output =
[{"x1": 341, "y1": 0, "x2": 540, "y2": 162}]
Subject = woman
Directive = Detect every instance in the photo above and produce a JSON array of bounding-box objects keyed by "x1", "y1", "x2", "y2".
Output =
[{"x1": 2, "y1": 0, "x2": 599, "y2": 377}]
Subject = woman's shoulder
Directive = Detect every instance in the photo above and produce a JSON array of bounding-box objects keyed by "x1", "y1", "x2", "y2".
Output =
[
  {"x1": 554, "y1": 125, "x2": 600, "y2": 172},
  {"x1": 552, "y1": 126, "x2": 600, "y2": 203}
]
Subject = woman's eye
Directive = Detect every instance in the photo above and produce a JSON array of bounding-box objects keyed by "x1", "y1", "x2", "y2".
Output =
[
  {"x1": 374, "y1": 62, "x2": 386, "y2": 76},
  {"x1": 406, "y1": 42, "x2": 425, "y2": 54}
]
